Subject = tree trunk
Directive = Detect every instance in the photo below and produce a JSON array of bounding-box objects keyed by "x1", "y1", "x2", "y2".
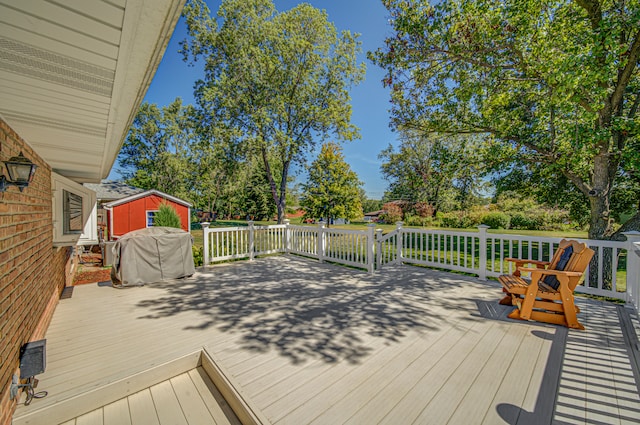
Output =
[
  {"x1": 277, "y1": 158, "x2": 291, "y2": 225},
  {"x1": 586, "y1": 150, "x2": 617, "y2": 239},
  {"x1": 588, "y1": 193, "x2": 612, "y2": 239},
  {"x1": 276, "y1": 198, "x2": 286, "y2": 224},
  {"x1": 259, "y1": 145, "x2": 282, "y2": 223}
]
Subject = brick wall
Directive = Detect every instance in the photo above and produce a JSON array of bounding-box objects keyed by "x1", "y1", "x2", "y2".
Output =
[{"x1": 0, "y1": 118, "x2": 72, "y2": 425}]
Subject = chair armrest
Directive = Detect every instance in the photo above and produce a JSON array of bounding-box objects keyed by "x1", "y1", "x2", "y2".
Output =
[
  {"x1": 505, "y1": 258, "x2": 550, "y2": 267},
  {"x1": 517, "y1": 267, "x2": 584, "y2": 277}
]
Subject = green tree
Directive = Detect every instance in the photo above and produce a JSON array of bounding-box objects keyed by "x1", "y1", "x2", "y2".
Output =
[
  {"x1": 371, "y1": 0, "x2": 640, "y2": 240},
  {"x1": 181, "y1": 0, "x2": 365, "y2": 223},
  {"x1": 379, "y1": 131, "x2": 484, "y2": 214},
  {"x1": 362, "y1": 198, "x2": 383, "y2": 214},
  {"x1": 153, "y1": 203, "x2": 182, "y2": 228},
  {"x1": 242, "y1": 158, "x2": 277, "y2": 220},
  {"x1": 118, "y1": 99, "x2": 195, "y2": 201},
  {"x1": 301, "y1": 142, "x2": 363, "y2": 225}
]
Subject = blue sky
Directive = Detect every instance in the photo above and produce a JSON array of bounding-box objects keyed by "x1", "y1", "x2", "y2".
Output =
[{"x1": 113, "y1": 0, "x2": 397, "y2": 199}]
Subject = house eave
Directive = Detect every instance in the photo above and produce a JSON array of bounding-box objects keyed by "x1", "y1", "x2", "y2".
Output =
[{"x1": 0, "y1": 0, "x2": 186, "y2": 183}]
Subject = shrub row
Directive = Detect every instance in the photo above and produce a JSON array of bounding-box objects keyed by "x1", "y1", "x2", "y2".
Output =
[{"x1": 434, "y1": 208, "x2": 572, "y2": 231}]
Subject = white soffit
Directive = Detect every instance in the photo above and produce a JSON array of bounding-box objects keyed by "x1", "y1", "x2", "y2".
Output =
[{"x1": 0, "y1": 0, "x2": 185, "y2": 182}]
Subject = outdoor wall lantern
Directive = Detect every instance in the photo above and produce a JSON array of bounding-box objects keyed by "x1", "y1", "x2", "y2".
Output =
[
  {"x1": 0, "y1": 151, "x2": 37, "y2": 192},
  {"x1": 10, "y1": 339, "x2": 48, "y2": 405}
]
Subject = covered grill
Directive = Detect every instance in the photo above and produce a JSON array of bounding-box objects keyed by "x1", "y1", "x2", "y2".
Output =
[{"x1": 111, "y1": 227, "x2": 195, "y2": 287}]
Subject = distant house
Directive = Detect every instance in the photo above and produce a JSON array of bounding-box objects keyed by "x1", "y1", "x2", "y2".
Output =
[
  {"x1": 286, "y1": 209, "x2": 306, "y2": 220},
  {"x1": 84, "y1": 181, "x2": 144, "y2": 241},
  {"x1": 363, "y1": 210, "x2": 384, "y2": 222},
  {"x1": 103, "y1": 190, "x2": 192, "y2": 240},
  {"x1": 84, "y1": 181, "x2": 145, "y2": 203}
]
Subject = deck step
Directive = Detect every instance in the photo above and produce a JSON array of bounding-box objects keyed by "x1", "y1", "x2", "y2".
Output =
[{"x1": 12, "y1": 350, "x2": 268, "y2": 425}]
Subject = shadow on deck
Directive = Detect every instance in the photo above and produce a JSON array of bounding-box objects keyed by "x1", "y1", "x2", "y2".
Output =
[
  {"x1": 137, "y1": 257, "x2": 471, "y2": 365},
  {"x1": 13, "y1": 255, "x2": 640, "y2": 424}
]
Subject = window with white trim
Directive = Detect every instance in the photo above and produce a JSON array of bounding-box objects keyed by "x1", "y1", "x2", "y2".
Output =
[
  {"x1": 52, "y1": 172, "x2": 97, "y2": 246},
  {"x1": 146, "y1": 210, "x2": 158, "y2": 227},
  {"x1": 63, "y1": 190, "x2": 83, "y2": 234}
]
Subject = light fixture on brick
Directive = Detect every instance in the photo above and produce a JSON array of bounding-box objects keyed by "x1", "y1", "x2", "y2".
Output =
[{"x1": 0, "y1": 151, "x2": 37, "y2": 192}]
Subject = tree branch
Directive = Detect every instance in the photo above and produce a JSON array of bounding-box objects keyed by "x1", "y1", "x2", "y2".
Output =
[
  {"x1": 575, "y1": 0, "x2": 602, "y2": 30},
  {"x1": 610, "y1": 29, "x2": 640, "y2": 114},
  {"x1": 563, "y1": 168, "x2": 592, "y2": 196},
  {"x1": 629, "y1": 91, "x2": 640, "y2": 119}
]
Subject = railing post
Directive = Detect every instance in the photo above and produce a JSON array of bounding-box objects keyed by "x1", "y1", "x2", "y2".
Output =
[
  {"x1": 477, "y1": 225, "x2": 490, "y2": 280},
  {"x1": 318, "y1": 221, "x2": 325, "y2": 263},
  {"x1": 367, "y1": 223, "x2": 376, "y2": 273},
  {"x1": 623, "y1": 231, "x2": 640, "y2": 312},
  {"x1": 376, "y1": 228, "x2": 383, "y2": 269},
  {"x1": 201, "y1": 222, "x2": 210, "y2": 266},
  {"x1": 248, "y1": 221, "x2": 255, "y2": 261},
  {"x1": 395, "y1": 221, "x2": 404, "y2": 264},
  {"x1": 284, "y1": 219, "x2": 290, "y2": 254}
]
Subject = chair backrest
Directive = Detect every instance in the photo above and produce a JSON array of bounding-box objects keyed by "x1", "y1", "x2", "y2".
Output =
[
  {"x1": 543, "y1": 240, "x2": 595, "y2": 291},
  {"x1": 547, "y1": 239, "x2": 572, "y2": 270},
  {"x1": 564, "y1": 240, "x2": 595, "y2": 274}
]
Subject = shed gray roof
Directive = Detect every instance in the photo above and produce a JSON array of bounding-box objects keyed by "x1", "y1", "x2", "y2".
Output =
[
  {"x1": 83, "y1": 181, "x2": 144, "y2": 201},
  {"x1": 103, "y1": 189, "x2": 192, "y2": 208}
]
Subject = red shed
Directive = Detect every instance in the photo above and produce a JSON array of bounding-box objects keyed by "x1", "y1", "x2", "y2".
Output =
[{"x1": 104, "y1": 189, "x2": 191, "y2": 240}]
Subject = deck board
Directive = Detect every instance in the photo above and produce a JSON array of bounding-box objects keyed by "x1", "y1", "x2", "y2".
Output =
[
  {"x1": 482, "y1": 325, "x2": 547, "y2": 424},
  {"x1": 103, "y1": 398, "x2": 132, "y2": 425},
  {"x1": 446, "y1": 319, "x2": 530, "y2": 424},
  {"x1": 377, "y1": 318, "x2": 501, "y2": 424},
  {"x1": 75, "y1": 409, "x2": 103, "y2": 425},
  {"x1": 188, "y1": 368, "x2": 240, "y2": 425},
  {"x1": 149, "y1": 380, "x2": 188, "y2": 425},
  {"x1": 170, "y1": 373, "x2": 215, "y2": 425},
  {"x1": 12, "y1": 256, "x2": 640, "y2": 425},
  {"x1": 128, "y1": 389, "x2": 160, "y2": 425},
  {"x1": 313, "y1": 317, "x2": 479, "y2": 424}
]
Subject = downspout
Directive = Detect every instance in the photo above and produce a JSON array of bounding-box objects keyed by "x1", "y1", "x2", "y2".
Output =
[{"x1": 105, "y1": 205, "x2": 113, "y2": 241}]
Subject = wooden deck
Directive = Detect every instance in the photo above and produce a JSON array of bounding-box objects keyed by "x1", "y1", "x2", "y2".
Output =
[
  {"x1": 59, "y1": 367, "x2": 240, "y2": 425},
  {"x1": 12, "y1": 256, "x2": 640, "y2": 424}
]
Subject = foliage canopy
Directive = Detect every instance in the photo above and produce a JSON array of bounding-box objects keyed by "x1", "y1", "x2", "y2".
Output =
[
  {"x1": 118, "y1": 99, "x2": 195, "y2": 202},
  {"x1": 181, "y1": 0, "x2": 365, "y2": 223},
  {"x1": 379, "y1": 131, "x2": 485, "y2": 213},
  {"x1": 371, "y1": 0, "x2": 640, "y2": 239},
  {"x1": 301, "y1": 142, "x2": 363, "y2": 224}
]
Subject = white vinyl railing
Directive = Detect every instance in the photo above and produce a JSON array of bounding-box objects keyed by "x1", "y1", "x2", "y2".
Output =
[
  {"x1": 202, "y1": 222, "x2": 640, "y2": 311},
  {"x1": 202, "y1": 221, "x2": 377, "y2": 272}
]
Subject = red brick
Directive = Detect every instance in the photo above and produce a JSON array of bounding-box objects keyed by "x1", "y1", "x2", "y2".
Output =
[{"x1": 0, "y1": 118, "x2": 66, "y2": 425}]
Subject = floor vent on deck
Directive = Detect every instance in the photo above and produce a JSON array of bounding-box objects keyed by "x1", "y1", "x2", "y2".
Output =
[{"x1": 60, "y1": 287, "x2": 73, "y2": 299}]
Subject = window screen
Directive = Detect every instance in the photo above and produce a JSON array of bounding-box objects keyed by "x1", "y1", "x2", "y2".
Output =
[
  {"x1": 63, "y1": 190, "x2": 83, "y2": 234},
  {"x1": 147, "y1": 211, "x2": 157, "y2": 227}
]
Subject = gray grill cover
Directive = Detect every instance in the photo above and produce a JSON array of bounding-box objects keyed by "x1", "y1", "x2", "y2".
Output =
[{"x1": 111, "y1": 227, "x2": 195, "y2": 287}]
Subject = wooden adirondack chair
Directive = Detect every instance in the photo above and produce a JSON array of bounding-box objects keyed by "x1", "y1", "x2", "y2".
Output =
[
  {"x1": 499, "y1": 239, "x2": 573, "y2": 306},
  {"x1": 498, "y1": 240, "x2": 594, "y2": 330}
]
